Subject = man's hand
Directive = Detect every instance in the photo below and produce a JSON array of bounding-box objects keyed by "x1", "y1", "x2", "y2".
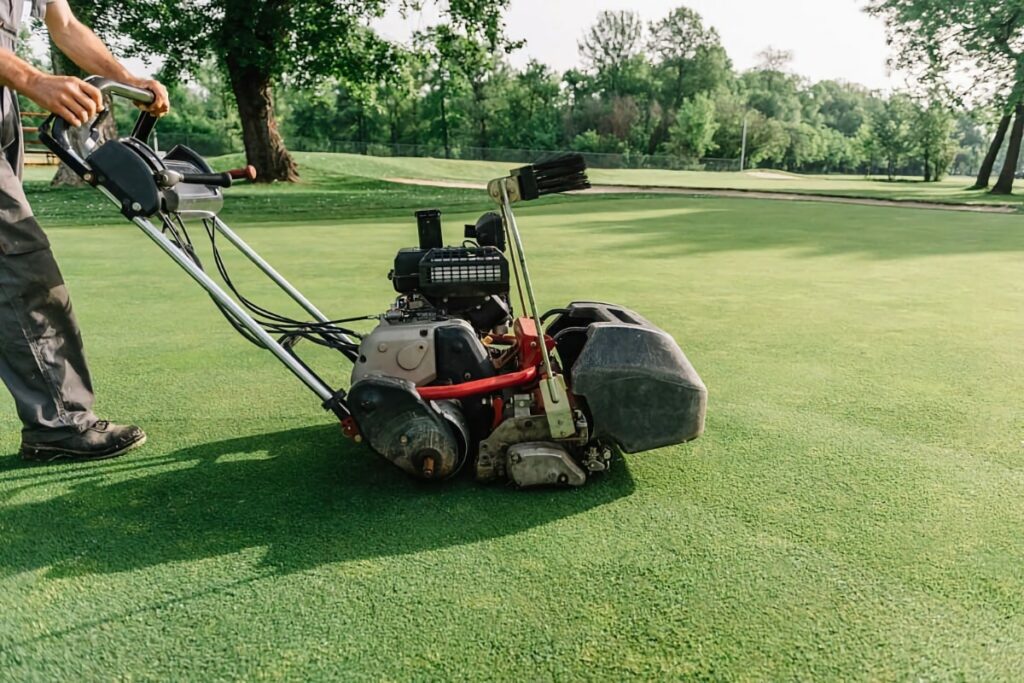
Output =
[
  {"x1": 125, "y1": 77, "x2": 170, "y2": 117},
  {"x1": 41, "y1": 1, "x2": 171, "y2": 119},
  {"x1": 22, "y1": 74, "x2": 102, "y2": 127}
]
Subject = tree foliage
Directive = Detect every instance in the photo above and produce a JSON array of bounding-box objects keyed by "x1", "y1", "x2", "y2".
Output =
[
  {"x1": 88, "y1": 0, "x2": 510, "y2": 180},
  {"x1": 868, "y1": 0, "x2": 1024, "y2": 189},
  {"x1": 44, "y1": 1, "x2": 992, "y2": 181}
]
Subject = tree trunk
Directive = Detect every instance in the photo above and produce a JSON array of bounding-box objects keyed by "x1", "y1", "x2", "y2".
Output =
[
  {"x1": 972, "y1": 112, "x2": 1012, "y2": 189},
  {"x1": 224, "y1": 56, "x2": 297, "y2": 183},
  {"x1": 472, "y1": 81, "x2": 488, "y2": 149},
  {"x1": 357, "y1": 107, "x2": 368, "y2": 155},
  {"x1": 991, "y1": 103, "x2": 1024, "y2": 195},
  {"x1": 439, "y1": 81, "x2": 451, "y2": 159}
]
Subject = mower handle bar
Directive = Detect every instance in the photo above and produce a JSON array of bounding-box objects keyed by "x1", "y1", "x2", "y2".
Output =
[
  {"x1": 87, "y1": 76, "x2": 156, "y2": 105},
  {"x1": 39, "y1": 76, "x2": 157, "y2": 176}
]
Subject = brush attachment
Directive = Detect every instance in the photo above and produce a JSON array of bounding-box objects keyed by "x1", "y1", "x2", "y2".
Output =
[{"x1": 511, "y1": 153, "x2": 591, "y2": 201}]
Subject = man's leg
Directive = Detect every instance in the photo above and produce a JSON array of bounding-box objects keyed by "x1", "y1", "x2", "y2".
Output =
[
  {"x1": 0, "y1": 245, "x2": 146, "y2": 461},
  {"x1": 0, "y1": 150, "x2": 144, "y2": 461},
  {"x1": 0, "y1": 246, "x2": 97, "y2": 441}
]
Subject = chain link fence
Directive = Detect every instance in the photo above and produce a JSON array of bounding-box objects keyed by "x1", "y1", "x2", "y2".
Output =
[{"x1": 148, "y1": 132, "x2": 741, "y2": 173}]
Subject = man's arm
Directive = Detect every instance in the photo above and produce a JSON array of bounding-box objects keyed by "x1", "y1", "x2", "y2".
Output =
[
  {"x1": 0, "y1": 48, "x2": 102, "y2": 127},
  {"x1": 44, "y1": 0, "x2": 169, "y2": 116}
]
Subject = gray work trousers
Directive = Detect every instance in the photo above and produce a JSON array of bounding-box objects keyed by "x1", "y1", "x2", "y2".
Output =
[{"x1": 0, "y1": 101, "x2": 97, "y2": 442}]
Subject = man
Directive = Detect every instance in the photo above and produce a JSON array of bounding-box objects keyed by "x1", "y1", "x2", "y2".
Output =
[{"x1": 0, "y1": 0, "x2": 169, "y2": 462}]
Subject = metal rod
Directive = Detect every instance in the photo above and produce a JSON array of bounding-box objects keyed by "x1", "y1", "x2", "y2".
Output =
[
  {"x1": 498, "y1": 182, "x2": 559, "y2": 403},
  {"x1": 740, "y1": 113, "x2": 749, "y2": 172},
  {"x1": 132, "y1": 216, "x2": 336, "y2": 402},
  {"x1": 210, "y1": 216, "x2": 358, "y2": 348}
]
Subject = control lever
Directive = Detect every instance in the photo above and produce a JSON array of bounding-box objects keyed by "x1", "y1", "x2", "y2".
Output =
[{"x1": 155, "y1": 166, "x2": 256, "y2": 189}]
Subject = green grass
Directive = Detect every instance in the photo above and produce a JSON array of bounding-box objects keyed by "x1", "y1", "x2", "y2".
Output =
[
  {"x1": 220, "y1": 151, "x2": 1022, "y2": 209},
  {"x1": 2, "y1": 165, "x2": 1024, "y2": 679}
]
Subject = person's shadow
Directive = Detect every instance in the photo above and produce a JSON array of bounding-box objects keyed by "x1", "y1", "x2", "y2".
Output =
[{"x1": 0, "y1": 425, "x2": 634, "y2": 579}]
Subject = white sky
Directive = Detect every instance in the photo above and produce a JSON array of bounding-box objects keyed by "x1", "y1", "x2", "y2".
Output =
[
  {"x1": 374, "y1": 0, "x2": 901, "y2": 91},
  {"x1": 26, "y1": 0, "x2": 900, "y2": 92}
]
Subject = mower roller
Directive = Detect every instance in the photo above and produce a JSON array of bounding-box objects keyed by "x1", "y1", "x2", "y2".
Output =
[{"x1": 41, "y1": 77, "x2": 707, "y2": 488}]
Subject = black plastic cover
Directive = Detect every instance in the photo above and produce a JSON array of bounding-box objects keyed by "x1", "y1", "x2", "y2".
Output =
[
  {"x1": 416, "y1": 209, "x2": 443, "y2": 249},
  {"x1": 86, "y1": 140, "x2": 160, "y2": 218},
  {"x1": 469, "y1": 212, "x2": 506, "y2": 252},
  {"x1": 548, "y1": 302, "x2": 707, "y2": 453},
  {"x1": 463, "y1": 295, "x2": 511, "y2": 332},
  {"x1": 392, "y1": 248, "x2": 427, "y2": 294},
  {"x1": 434, "y1": 323, "x2": 496, "y2": 385}
]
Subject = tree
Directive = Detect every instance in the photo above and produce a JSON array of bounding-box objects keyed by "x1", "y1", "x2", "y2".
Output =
[
  {"x1": 757, "y1": 46, "x2": 794, "y2": 73},
  {"x1": 992, "y1": 103, "x2": 1024, "y2": 194},
  {"x1": 663, "y1": 92, "x2": 718, "y2": 161},
  {"x1": 96, "y1": 1, "x2": 510, "y2": 181},
  {"x1": 376, "y1": 50, "x2": 420, "y2": 145},
  {"x1": 578, "y1": 10, "x2": 645, "y2": 98},
  {"x1": 951, "y1": 112, "x2": 993, "y2": 176},
  {"x1": 972, "y1": 111, "x2": 1012, "y2": 188},
  {"x1": 809, "y1": 80, "x2": 876, "y2": 137},
  {"x1": 868, "y1": 0, "x2": 1024, "y2": 190},
  {"x1": 415, "y1": 26, "x2": 466, "y2": 159},
  {"x1": 915, "y1": 99, "x2": 956, "y2": 181},
  {"x1": 645, "y1": 6, "x2": 729, "y2": 152},
  {"x1": 866, "y1": 94, "x2": 918, "y2": 179},
  {"x1": 492, "y1": 60, "x2": 563, "y2": 150}
]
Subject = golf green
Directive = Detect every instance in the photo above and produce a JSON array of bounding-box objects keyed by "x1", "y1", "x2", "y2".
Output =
[{"x1": 1, "y1": 176, "x2": 1023, "y2": 679}]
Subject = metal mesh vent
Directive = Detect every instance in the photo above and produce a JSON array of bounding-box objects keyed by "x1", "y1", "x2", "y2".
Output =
[{"x1": 422, "y1": 248, "x2": 505, "y2": 285}]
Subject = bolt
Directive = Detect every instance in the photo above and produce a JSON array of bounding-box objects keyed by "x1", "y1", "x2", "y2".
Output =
[
  {"x1": 131, "y1": 202, "x2": 142, "y2": 212},
  {"x1": 377, "y1": 342, "x2": 388, "y2": 353},
  {"x1": 422, "y1": 455, "x2": 436, "y2": 479},
  {"x1": 558, "y1": 474, "x2": 569, "y2": 484},
  {"x1": 83, "y1": 172, "x2": 94, "y2": 183}
]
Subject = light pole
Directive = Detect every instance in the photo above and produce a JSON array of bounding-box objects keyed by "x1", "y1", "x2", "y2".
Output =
[{"x1": 739, "y1": 113, "x2": 749, "y2": 172}]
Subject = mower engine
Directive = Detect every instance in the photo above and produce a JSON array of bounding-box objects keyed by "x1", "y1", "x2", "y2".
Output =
[{"x1": 348, "y1": 163, "x2": 707, "y2": 487}]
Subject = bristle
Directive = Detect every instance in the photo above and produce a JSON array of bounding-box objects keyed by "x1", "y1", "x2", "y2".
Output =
[
  {"x1": 532, "y1": 153, "x2": 591, "y2": 196},
  {"x1": 511, "y1": 153, "x2": 591, "y2": 200}
]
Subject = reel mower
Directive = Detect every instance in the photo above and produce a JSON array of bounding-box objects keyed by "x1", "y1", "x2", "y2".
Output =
[{"x1": 41, "y1": 78, "x2": 707, "y2": 488}]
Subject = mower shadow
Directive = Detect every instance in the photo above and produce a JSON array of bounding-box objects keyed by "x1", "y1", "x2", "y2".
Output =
[{"x1": 0, "y1": 425, "x2": 635, "y2": 578}]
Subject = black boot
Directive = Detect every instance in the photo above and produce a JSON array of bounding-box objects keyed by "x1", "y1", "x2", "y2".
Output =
[{"x1": 20, "y1": 420, "x2": 147, "y2": 463}]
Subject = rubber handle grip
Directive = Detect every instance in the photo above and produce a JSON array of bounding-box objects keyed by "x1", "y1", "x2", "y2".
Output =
[
  {"x1": 179, "y1": 172, "x2": 233, "y2": 188},
  {"x1": 227, "y1": 165, "x2": 257, "y2": 182}
]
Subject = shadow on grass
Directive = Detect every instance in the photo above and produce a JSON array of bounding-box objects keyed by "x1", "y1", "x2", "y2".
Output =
[
  {"x1": 23, "y1": 178, "x2": 492, "y2": 228},
  {"x1": 0, "y1": 425, "x2": 634, "y2": 578}
]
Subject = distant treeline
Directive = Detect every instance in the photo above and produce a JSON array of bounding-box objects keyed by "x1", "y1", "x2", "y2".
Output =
[{"x1": 137, "y1": 8, "x2": 999, "y2": 181}]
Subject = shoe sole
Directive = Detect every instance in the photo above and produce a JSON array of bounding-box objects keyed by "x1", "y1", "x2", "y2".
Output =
[{"x1": 20, "y1": 433, "x2": 147, "y2": 464}]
